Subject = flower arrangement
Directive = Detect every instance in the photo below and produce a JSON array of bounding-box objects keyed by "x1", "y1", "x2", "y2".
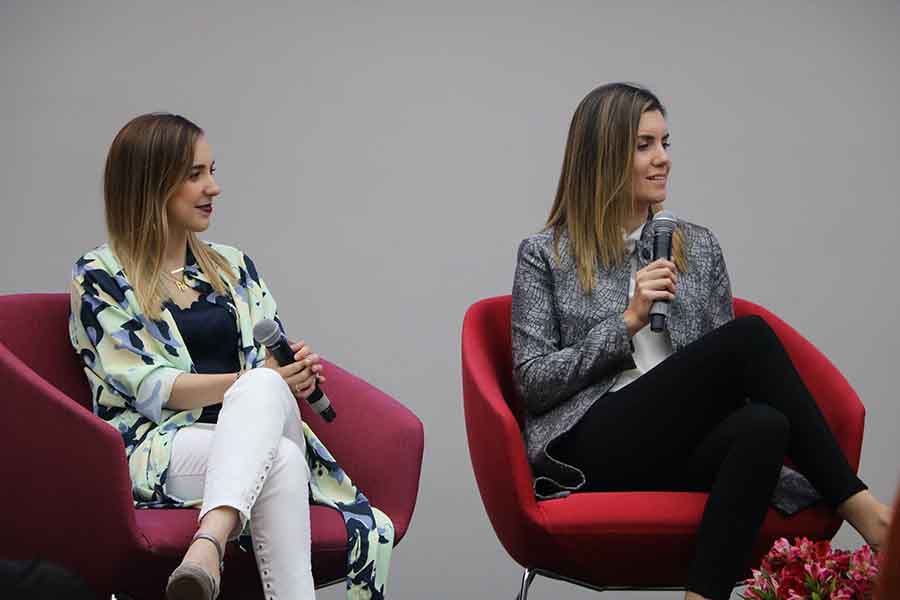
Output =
[{"x1": 741, "y1": 537, "x2": 880, "y2": 600}]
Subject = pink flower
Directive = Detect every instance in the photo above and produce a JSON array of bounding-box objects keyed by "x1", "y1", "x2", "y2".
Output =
[
  {"x1": 832, "y1": 586, "x2": 854, "y2": 600},
  {"x1": 813, "y1": 540, "x2": 831, "y2": 561},
  {"x1": 829, "y1": 550, "x2": 851, "y2": 572},
  {"x1": 742, "y1": 539, "x2": 880, "y2": 600}
]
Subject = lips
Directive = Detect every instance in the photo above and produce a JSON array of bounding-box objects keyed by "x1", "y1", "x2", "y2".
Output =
[{"x1": 197, "y1": 203, "x2": 213, "y2": 215}]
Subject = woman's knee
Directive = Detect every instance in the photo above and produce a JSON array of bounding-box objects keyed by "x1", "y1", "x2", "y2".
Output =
[
  {"x1": 734, "y1": 315, "x2": 780, "y2": 345},
  {"x1": 740, "y1": 404, "x2": 790, "y2": 446},
  {"x1": 225, "y1": 367, "x2": 293, "y2": 411},
  {"x1": 731, "y1": 314, "x2": 773, "y2": 338},
  {"x1": 723, "y1": 315, "x2": 782, "y2": 362}
]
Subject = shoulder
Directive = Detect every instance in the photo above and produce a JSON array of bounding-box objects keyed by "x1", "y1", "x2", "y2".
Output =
[
  {"x1": 205, "y1": 241, "x2": 266, "y2": 287},
  {"x1": 677, "y1": 220, "x2": 724, "y2": 256},
  {"x1": 207, "y1": 241, "x2": 261, "y2": 271},
  {"x1": 205, "y1": 241, "x2": 245, "y2": 265},
  {"x1": 517, "y1": 229, "x2": 562, "y2": 260},
  {"x1": 72, "y1": 243, "x2": 123, "y2": 282},
  {"x1": 71, "y1": 244, "x2": 133, "y2": 307}
]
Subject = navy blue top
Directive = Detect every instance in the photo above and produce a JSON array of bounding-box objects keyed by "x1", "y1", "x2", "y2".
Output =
[{"x1": 167, "y1": 298, "x2": 241, "y2": 423}]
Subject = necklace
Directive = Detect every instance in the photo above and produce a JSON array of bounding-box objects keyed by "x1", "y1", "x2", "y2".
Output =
[{"x1": 164, "y1": 267, "x2": 188, "y2": 292}]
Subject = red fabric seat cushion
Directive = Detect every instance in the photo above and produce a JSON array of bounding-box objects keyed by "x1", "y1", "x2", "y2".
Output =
[{"x1": 534, "y1": 491, "x2": 841, "y2": 587}]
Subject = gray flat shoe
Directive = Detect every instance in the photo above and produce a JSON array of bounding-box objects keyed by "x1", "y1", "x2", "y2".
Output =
[{"x1": 166, "y1": 533, "x2": 224, "y2": 600}]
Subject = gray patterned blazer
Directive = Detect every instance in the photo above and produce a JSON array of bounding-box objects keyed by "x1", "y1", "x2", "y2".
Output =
[{"x1": 511, "y1": 218, "x2": 820, "y2": 513}]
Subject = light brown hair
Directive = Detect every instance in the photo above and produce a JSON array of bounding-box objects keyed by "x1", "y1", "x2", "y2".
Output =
[
  {"x1": 104, "y1": 113, "x2": 235, "y2": 319},
  {"x1": 546, "y1": 83, "x2": 686, "y2": 294}
]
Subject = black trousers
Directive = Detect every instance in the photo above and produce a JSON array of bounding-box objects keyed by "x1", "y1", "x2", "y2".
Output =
[{"x1": 552, "y1": 316, "x2": 866, "y2": 600}]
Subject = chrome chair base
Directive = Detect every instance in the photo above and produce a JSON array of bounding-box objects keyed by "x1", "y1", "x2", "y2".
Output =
[{"x1": 516, "y1": 568, "x2": 686, "y2": 600}]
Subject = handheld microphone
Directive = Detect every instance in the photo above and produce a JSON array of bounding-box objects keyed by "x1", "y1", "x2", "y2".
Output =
[
  {"x1": 252, "y1": 318, "x2": 336, "y2": 422},
  {"x1": 649, "y1": 210, "x2": 677, "y2": 332}
]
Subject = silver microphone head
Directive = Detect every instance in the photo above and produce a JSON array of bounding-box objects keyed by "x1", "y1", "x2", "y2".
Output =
[
  {"x1": 652, "y1": 210, "x2": 677, "y2": 234},
  {"x1": 252, "y1": 318, "x2": 282, "y2": 347}
]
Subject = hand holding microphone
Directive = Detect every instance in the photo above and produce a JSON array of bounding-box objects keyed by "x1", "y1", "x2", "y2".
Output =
[
  {"x1": 253, "y1": 319, "x2": 336, "y2": 422},
  {"x1": 623, "y1": 211, "x2": 678, "y2": 335},
  {"x1": 647, "y1": 210, "x2": 678, "y2": 332}
]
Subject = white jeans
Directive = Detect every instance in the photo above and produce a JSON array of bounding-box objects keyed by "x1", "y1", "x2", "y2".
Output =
[{"x1": 166, "y1": 368, "x2": 315, "y2": 600}]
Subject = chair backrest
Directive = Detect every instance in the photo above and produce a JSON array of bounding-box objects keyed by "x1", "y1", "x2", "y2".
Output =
[
  {"x1": 0, "y1": 293, "x2": 92, "y2": 410},
  {"x1": 464, "y1": 295, "x2": 523, "y2": 423},
  {"x1": 462, "y1": 295, "x2": 553, "y2": 566}
]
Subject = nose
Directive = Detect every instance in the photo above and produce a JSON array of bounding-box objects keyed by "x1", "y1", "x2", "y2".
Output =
[
  {"x1": 205, "y1": 177, "x2": 221, "y2": 198},
  {"x1": 653, "y1": 145, "x2": 670, "y2": 167}
]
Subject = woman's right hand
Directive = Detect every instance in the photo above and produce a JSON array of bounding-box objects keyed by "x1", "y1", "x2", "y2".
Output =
[{"x1": 623, "y1": 259, "x2": 677, "y2": 336}]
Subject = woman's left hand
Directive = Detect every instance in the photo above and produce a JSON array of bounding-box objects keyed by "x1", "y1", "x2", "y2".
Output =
[{"x1": 263, "y1": 340, "x2": 326, "y2": 400}]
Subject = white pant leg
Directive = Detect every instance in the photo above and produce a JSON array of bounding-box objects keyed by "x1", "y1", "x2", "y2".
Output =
[
  {"x1": 166, "y1": 368, "x2": 315, "y2": 600},
  {"x1": 166, "y1": 423, "x2": 216, "y2": 502}
]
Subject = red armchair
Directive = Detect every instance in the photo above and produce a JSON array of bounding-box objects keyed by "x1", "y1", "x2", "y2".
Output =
[
  {"x1": 0, "y1": 292, "x2": 424, "y2": 599},
  {"x1": 461, "y1": 295, "x2": 864, "y2": 598}
]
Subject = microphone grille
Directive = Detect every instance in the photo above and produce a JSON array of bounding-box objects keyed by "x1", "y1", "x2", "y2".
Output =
[
  {"x1": 652, "y1": 210, "x2": 677, "y2": 233},
  {"x1": 253, "y1": 318, "x2": 282, "y2": 346}
]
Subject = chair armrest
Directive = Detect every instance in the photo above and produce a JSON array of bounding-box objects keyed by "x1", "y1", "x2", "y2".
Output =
[
  {"x1": 734, "y1": 298, "x2": 865, "y2": 470},
  {"x1": 0, "y1": 342, "x2": 143, "y2": 590},
  {"x1": 298, "y1": 359, "x2": 423, "y2": 542}
]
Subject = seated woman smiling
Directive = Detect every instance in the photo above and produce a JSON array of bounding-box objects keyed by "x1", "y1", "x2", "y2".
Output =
[
  {"x1": 511, "y1": 83, "x2": 891, "y2": 600},
  {"x1": 69, "y1": 113, "x2": 392, "y2": 600}
]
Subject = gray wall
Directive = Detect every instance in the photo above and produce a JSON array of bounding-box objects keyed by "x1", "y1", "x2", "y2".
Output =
[{"x1": 3, "y1": 1, "x2": 899, "y2": 598}]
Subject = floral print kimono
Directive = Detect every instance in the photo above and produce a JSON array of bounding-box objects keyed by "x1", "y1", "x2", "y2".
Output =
[{"x1": 68, "y1": 241, "x2": 393, "y2": 599}]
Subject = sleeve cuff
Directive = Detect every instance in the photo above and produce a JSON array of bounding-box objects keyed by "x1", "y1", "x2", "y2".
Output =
[
  {"x1": 135, "y1": 366, "x2": 182, "y2": 424},
  {"x1": 588, "y1": 313, "x2": 631, "y2": 357}
]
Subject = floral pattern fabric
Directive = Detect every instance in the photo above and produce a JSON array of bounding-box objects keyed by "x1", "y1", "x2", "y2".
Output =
[{"x1": 69, "y1": 242, "x2": 392, "y2": 599}]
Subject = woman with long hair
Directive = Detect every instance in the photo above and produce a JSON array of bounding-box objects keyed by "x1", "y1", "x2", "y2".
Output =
[
  {"x1": 511, "y1": 83, "x2": 891, "y2": 600},
  {"x1": 69, "y1": 113, "x2": 392, "y2": 600}
]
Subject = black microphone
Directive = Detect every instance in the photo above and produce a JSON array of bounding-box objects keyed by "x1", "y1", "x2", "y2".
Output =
[
  {"x1": 252, "y1": 319, "x2": 336, "y2": 422},
  {"x1": 649, "y1": 210, "x2": 677, "y2": 332}
]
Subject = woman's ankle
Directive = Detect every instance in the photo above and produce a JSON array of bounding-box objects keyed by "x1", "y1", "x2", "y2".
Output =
[
  {"x1": 181, "y1": 506, "x2": 239, "y2": 572},
  {"x1": 837, "y1": 490, "x2": 891, "y2": 547}
]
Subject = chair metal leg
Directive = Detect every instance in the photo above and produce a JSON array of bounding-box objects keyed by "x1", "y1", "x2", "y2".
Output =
[{"x1": 516, "y1": 568, "x2": 536, "y2": 600}]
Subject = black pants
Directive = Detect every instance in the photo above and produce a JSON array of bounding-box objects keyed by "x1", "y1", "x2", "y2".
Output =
[{"x1": 552, "y1": 316, "x2": 866, "y2": 600}]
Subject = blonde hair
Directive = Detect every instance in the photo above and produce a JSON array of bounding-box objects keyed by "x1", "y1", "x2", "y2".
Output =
[
  {"x1": 546, "y1": 83, "x2": 687, "y2": 294},
  {"x1": 104, "y1": 113, "x2": 235, "y2": 319}
]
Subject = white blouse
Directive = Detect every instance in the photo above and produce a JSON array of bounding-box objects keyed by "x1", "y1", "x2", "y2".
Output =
[{"x1": 609, "y1": 223, "x2": 675, "y2": 392}]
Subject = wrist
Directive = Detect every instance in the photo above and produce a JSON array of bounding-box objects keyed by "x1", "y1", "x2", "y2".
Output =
[{"x1": 623, "y1": 309, "x2": 643, "y2": 337}]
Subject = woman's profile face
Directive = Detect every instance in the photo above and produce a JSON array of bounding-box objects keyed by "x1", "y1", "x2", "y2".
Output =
[
  {"x1": 631, "y1": 109, "x2": 671, "y2": 210},
  {"x1": 166, "y1": 136, "x2": 220, "y2": 234}
]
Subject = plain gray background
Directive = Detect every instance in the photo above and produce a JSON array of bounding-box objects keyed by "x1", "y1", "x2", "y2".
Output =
[{"x1": 2, "y1": 1, "x2": 898, "y2": 598}]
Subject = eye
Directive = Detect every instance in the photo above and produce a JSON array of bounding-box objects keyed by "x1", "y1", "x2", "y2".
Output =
[
  {"x1": 210, "y1": 166, "x2": 216, "y2": 175},
  {"x1": 188, "y1": 172, "x2": 201, "y2": 181},
  {"x1": 637, "y1": 143, "x2": 649, "y2": 151},
  {"x1": 663, "y1": 141, "x2": 671, "y2": 149}
]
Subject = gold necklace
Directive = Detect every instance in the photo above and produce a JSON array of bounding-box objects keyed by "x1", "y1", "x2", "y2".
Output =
[{"x1": 165, "y1": 267, "x2": 188, "y2": 292}]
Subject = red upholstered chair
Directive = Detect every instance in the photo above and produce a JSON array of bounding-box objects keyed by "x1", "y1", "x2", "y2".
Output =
[
  {"x1": 461, "y1": 295, "x2": 864, "y2": 599},
  {"x1": 0, "y1": 293, "x2": 424, "y2": 600}
]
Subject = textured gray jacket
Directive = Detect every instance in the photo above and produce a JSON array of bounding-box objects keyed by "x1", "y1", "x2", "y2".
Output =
[{"x1": 511, "y1": 219, "x2": 820, "y2": 512}]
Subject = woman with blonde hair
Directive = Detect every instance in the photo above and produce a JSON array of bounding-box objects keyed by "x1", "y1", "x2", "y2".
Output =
[
  {"x1": 69, "y1": 113, "x2": 392, "y2": 600},
  {"x1": 511, "y1": 83, "x2": 890, "y2": 600}
]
